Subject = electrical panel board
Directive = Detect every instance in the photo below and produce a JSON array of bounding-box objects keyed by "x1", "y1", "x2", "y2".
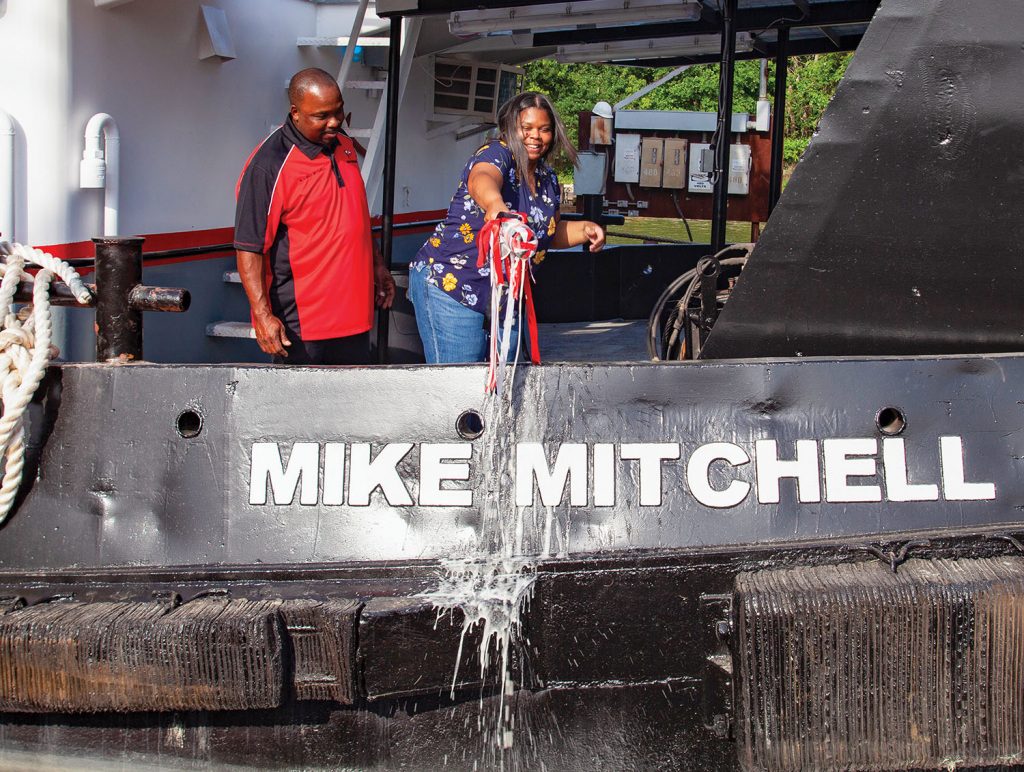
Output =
[
  {"x1": 662, "y1": 138, "x2": 688, "y2": 190},
  {"x1": 575, "y1": 151, "x2": 608, "y2": 195},
  {"x1": 639, "y1": 138, "x2": 664, "y2": 188},
  {"x1": 579, "y1": 106, "x2": 771, "y2": 225},
  {"x1": 688, "y1": 143, "x2": 752, "y2": 195},
  {"x1": 613, "y1": 133, "x2": 641, "y2": 183}
]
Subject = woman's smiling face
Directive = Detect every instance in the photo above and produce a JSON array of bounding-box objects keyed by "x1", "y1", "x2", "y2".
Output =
[{"x1": 518, "y1": 107, "x2": 554, "y2": 163}]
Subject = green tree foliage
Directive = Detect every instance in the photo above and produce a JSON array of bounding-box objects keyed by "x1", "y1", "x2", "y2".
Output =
[
  {"x1": 524, "y1": 52, "x2": 852, "y2": 172},
  {"x1": 780, "y1": 52, "x2": 851, "y2": 162}
]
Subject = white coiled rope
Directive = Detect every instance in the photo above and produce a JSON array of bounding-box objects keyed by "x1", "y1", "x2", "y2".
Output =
[{"x1": 0, "y1": 243, "x2": 92, "y2": 523}]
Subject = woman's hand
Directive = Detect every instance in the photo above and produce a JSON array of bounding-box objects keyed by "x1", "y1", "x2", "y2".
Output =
[
  {"x1": 582, "y1": 222, "x2": 606, "y2": 252},
  {"x1": 483, "y1": 202, "x2": 511, "y2": 222},
  {"x1": 550, "y1": 219, "x2": 607, "y2": 251}
]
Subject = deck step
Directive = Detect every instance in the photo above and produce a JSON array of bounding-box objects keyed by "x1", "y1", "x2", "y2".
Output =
[
  {"x1": 207, "y1": 321, "x2": 255, "y2": 339},
  {"x1": 345, "y1": 80, "x2": 386, "y2": 90}
]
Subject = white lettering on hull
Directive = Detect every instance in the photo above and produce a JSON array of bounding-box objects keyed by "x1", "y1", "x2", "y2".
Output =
[
  {"x1": 247, "y1": 437, "x2": 998, "y2": 509},
  {"x1": 686, "y1": 442, "x2": 751, "y2": 508},
  {"x1": 515, "y1": 442, "x2": 588, "y2": 507}
]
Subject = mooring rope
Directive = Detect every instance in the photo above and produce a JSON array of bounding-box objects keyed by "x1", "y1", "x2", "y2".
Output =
[
  {"x1": 0, "y1": 243, "x2": 92, "y2": 523},
  {"x1": 476, "y1": 213, "x2": 540, "y2": 395}
]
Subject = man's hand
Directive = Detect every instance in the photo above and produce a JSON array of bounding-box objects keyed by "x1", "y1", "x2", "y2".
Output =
[
  {"x1": 253, "y1": 311, "x2": 291, "y2": 357},
  {"x1": 374, "y1": 263, "x2": 396, "y2": 309},
  {"x1": 583, "y1": 222, "x2": 606, "y2": 252},
  {"x1": 236, "y1": 249, "x2": 291, "y2": 357}
]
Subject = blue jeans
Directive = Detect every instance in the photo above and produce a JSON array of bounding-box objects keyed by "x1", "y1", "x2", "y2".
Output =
[{"x1": 408, "y1": 263, "x2": 521, "y2": 364}]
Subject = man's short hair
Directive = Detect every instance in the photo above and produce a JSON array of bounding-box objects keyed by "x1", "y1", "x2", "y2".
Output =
[{"x1": 288, "y1": 68, "x2": 340, "y2": 105}]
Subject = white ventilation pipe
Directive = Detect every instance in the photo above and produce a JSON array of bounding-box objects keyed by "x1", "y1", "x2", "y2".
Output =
[
  {"x1": 0, "y1": 109, "x2": 13, "y2": 242},
  {"x1": 80, "y1": 113, "x2": 120, "y2": 236}
]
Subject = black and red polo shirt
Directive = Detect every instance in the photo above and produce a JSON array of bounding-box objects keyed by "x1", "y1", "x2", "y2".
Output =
[{"x1": 234, "y1": 118, "x2": 373, "y2": 341}]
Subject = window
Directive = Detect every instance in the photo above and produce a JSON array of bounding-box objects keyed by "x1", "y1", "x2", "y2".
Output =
[{"x1": 433, "y1": 59, "x2": 524, "y2": 121}]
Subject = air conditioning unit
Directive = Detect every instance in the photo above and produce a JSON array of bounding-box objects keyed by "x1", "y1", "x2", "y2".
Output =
[{"x1": 432, "y1": 58, "x2": 524, "y2": 122}]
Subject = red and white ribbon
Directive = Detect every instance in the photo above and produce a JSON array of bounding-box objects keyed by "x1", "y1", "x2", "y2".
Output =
[{"x1": 476, "y1": 213, "x2": 540, "y2": 394}]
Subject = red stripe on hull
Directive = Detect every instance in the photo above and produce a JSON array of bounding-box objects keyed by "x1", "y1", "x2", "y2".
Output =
[{"x1": 34, "y1": 211, "x2": 445, "y2": 262}]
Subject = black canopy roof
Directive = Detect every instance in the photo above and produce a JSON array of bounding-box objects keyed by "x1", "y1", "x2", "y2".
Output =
[{"x1": 376, "y1": 0, "x2": 877, "y2": 64}]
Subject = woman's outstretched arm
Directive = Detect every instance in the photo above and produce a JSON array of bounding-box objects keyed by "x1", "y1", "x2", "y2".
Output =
[
  {"x1": 550, "y1": 218, "x2": 606, "y2": 252},
  {"x1": 467, "y1": 163, "x2": 510, "y2": 221}
]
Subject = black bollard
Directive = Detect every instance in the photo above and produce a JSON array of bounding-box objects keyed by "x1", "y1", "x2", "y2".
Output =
[{"x1": 93, "y1": 236, "x2": 144, "y2": 362}]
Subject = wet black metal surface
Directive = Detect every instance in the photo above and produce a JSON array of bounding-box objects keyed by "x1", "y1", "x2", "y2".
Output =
[
  {"x1": 703, "y1": 0, "x2": 1024, "y2": 359},
  {"x1": 0, "y1": 353, "x2": 1016, "y2": 764},
  {"x1": 736, "y1": 556, "x2": 1024, "y2": 770},
  {"x1": 0, "y1": 598, "x2": 285, "y2": 713},
  {"x1": 0, "y1": 357, "x2": 1021, "y2": 570},
  {"x1": 5, "y1": 1, "x2": 1024, "y2": 765},
  {"x1": 0, "y1": 536, "x2": 1018, "y2": 768}
]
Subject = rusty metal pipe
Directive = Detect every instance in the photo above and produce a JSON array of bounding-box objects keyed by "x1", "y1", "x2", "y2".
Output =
[
  {"x1": 93, "y1": 236, "x2": 144, "y2": 362},
  {"x1": 13, "y1": 282, "x2": 96, "y2": 307},
  {"x1": 128, "y1": 285, "x2": 190, "y2": 313},
  {"x1": 12, "y1": 282, "x2": 189, "y2": 313}
]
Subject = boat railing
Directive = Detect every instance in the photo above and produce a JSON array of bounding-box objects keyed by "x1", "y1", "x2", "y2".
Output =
[{"x1": 8, "y1": 237, "x2": 190, "y2": 361}]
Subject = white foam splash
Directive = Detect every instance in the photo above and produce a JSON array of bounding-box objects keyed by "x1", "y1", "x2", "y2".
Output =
[
  {"x1": 431, "y1": 557, "x2": 535, "y2": 700},
  {"x1": 423, "y1": 372, "x2": 546, "y2": 755}
]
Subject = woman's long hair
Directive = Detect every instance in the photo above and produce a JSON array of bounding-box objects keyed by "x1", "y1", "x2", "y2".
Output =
[{"x1": 496, "y1": 91, "x2": 578, "y2": 186}]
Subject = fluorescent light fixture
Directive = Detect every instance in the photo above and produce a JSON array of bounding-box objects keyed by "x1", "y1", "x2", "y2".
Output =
[
  {"x1": 554, "y1": 32, "x2": 753, "y2": 63},
  {"x1": 449, "y1": 0, "x2": 700, "y2": 36}
]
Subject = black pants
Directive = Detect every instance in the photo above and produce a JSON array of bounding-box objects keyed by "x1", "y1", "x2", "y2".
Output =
[{"x1": 272, "y1": 331, "x2": 371, "y2": 366}]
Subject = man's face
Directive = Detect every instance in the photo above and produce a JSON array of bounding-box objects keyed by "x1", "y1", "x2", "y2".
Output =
[{"x1": 290, "y1": 85, "x2": 345, "y2": 146}]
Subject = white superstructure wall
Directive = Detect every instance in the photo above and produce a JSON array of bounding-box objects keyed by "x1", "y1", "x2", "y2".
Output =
[
  {"x1": 0, "y1": 0, "x2": 497, "y2": 361},
  {"x1": 1, "y1": 0, "x2": 72, "y2": 243},
  {"x1": 1, "y1": 0, "x2": 342, "y2": 245},
  {"x1": 0, "y1": 0, "x2": 491, "y2": 243}
]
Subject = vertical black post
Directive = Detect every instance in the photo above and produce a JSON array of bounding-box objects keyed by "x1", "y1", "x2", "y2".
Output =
[
  {"x1": 93, "y1": 236, "x2": 144, "y2": 362},
  {"x1": 711, "y1": 0, "x2": 738, "y2": 253},
  {"x1": 768, "y1": 27, "x2": 790, "y2": 213},
  {"x1": 376, "y1": 16, "x2": 402, "y2": 364},
  {"x1": 582, "y1": 195, "x2": 602, "y2": 232}
]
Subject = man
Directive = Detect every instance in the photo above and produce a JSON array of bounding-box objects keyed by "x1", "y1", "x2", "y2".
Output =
[{"x1": 234, "y1": 68, "x2": 395, "y2": 365}]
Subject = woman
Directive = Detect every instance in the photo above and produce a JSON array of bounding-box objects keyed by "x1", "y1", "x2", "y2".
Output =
[{"x1": 407, "y1": 92, "x2": 605, "y2": 364}]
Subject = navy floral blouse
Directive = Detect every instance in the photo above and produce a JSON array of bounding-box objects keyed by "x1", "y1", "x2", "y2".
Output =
[{"x1": 410, "y1": 140, "x2": 561, "y2": 314}]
